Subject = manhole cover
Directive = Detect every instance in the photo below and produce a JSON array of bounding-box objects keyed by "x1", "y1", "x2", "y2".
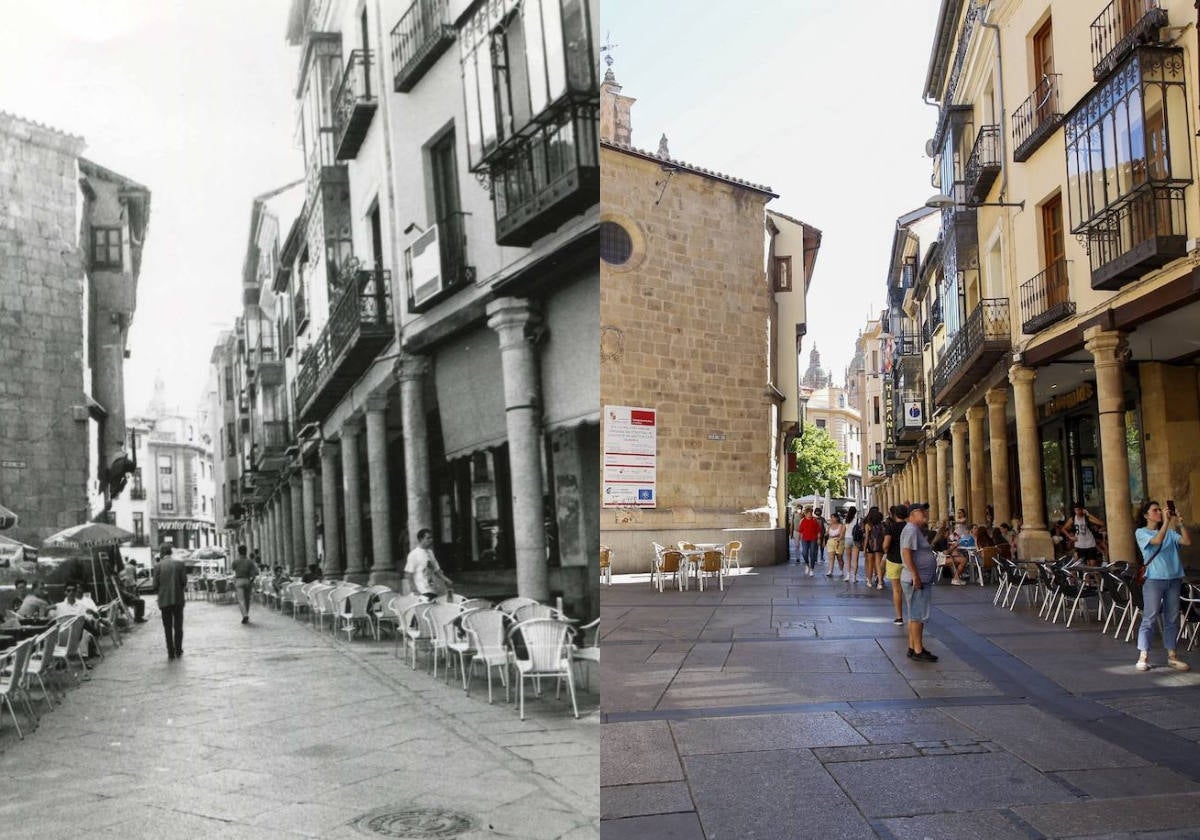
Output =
[{"x1": 352, "y1": 807, "x2": 476, "y2": 839}]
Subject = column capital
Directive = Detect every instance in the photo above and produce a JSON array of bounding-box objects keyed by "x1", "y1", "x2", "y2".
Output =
[
  {"x1": 1083, "y1": 326, "x2": 1130, "y2": 363},
  {"x1": 365, "y1": 389, "x2": 390, "y2": 413},
  {"x1": 966, "y1": 404, "x2": 986, "y2": 423},
  {"x1": 984, "y1": 387, "x2": 1009, "y2": 409},
  {"x1": 393, "y1": 352, "x2": 431, "y2": 383},
  {"x1": 289, "y1": 471, "x2": 302, "y2": 489},
  {"x1": 301, "y1": 466, "x2": 318, "y2": 479},
  {"x1": 951, "y1": 418, "x2": 968, "y2": 435},
  {"x1": 319, "y1": 439, "x2": 339, "y2": 460},
  {"x1": 935, "y1": 436, "x2": 949, "y2": 451},
  {"x1": 341, "y1": 412, "x2": 364, "y2": 436},
  {"x1": 1008, "y1": 364, "x2": 1037, "y2": 387},
  {"x1": 486, "y1": 296, "x2": 543, "y2": 346}
]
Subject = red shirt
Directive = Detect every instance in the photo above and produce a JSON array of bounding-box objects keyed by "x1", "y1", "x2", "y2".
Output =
[{"x1": 799, "y1": 517, "x2": 822, "y2": 541}]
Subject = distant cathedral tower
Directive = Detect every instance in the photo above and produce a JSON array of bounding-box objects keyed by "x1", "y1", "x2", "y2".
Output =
[{"x1": 801, "y1": 345, "x2": 831, "y2": 389}]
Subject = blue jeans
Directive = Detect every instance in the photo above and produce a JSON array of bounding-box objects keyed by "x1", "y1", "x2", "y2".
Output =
[
  {"x1": 800, "y1": 539, "x2": 819, "y2": 569},
  {"x1": 1138, "y1": 577, "x2": 1183, "y2": 652}
]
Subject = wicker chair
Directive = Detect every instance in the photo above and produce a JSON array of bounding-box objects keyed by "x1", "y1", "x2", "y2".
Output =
[
  {"x1": 461, "y1": 609, "x2": 511, "y2": 703},
  {"x1": 507, "y1": 618, "x2": 578, "y2": 720},
  {"x1": 600, "y1": 545, "x2": 613, "y2": 586},
  {"x1": 656, "y1": 550, "x2": 685, "y2": 592}
]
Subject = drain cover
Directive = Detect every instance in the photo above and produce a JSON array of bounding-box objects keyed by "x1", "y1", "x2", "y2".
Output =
[{"x1": 352, "y1": 806, "x2": 476, "y2": 839}]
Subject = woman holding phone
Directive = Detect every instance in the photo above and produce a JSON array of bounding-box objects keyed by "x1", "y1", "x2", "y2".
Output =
[{"x1": 1133, "y1": 500, "x2": 1191, "y2": 672}]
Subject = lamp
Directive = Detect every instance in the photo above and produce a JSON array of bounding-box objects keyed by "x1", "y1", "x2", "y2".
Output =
[{"x1": 925, "y1": 192, "x2": 1024, "y2": 211}]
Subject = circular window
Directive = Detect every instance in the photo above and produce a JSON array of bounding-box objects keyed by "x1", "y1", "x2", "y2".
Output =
[{"x1": 600, "y1": 221, "x2": 634, "y2": 266}]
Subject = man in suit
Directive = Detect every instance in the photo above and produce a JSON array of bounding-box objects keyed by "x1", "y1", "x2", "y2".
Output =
[{"x1": 153, "y1": 545, "x2": 187, "y2": 660}]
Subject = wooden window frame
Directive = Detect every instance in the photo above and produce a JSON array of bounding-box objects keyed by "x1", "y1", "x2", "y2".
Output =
[{"x1": 91, "y1": 226, "x2": 122, "y2": 270}]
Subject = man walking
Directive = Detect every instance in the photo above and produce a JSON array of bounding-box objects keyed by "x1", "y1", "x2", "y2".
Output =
[
  {"x1": 404, "y1": 529, "x2": 452, "y2": 600},
  {"x1": 899, "y1": 504, "x2": 938, "y2": 662},
  {"x1": 797, "y1": 508, "x2": 822, "y2": 576},
  {"x1": 154, "y1": 545, "x2": 187, "y2": 660},
  {"x1": 231, "y1": 544, "x2": 257, "y2": 625}
]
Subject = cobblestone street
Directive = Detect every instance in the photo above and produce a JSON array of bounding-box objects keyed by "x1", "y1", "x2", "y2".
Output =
[
  {"x1": 601, "y1": 563, "x2": 1200, "y2": 839},
  {"x1": 0, "y1": 597, "x2": 598, "y2": 840}
]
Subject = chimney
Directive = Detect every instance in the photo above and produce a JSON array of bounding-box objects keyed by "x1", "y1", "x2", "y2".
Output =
[{"x1": 600, "y1": 66, "x2": 635, "y2": 145}]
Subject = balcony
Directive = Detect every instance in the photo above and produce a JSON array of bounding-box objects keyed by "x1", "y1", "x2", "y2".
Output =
[
  {"x1": 891, "y1": 391, "x2": 925, "y2": 446},
  {"x1": 306, "y1": 127, "x2": 348, "y2": 204},
  {"x1": 252, "y1": 420, "x2": 292, "y2": 473},
  {"x1": 932, "y1": 298, "x2": 1011, "y2": 407},
  {"x1": 333, "y1": 50, "x2": 377, "y2": 160},
  {"x1": 404, "y1": 211, "x2": 475, "y2": 312},
  {"x1": 131, "y1": 535, "x2": 149, "y2": 547},
  {"x1": 1012, "y1": 74, "x2": 1062, "y2": 162},
  {"x1": 1085, "y1": 184, "x2": 1188, "y2": 291},
  {"x1": 1091, "y1": 0, "x2": 1169, "y2": 82},
  {"x1": 294, "y1": 289, "x2": 309, "y2": 336},
  {"x1": 883, "y1": 447, "x2": 905, "y2": 466},
  {"x1": 391, "y1": 0, "x2": 455, "y2": 93},
  {"x1": 295, "y1": 268, "x2": 394, "y2": 421},
  {"x1": 964, "y1": 124, "x2": 1001, "y2": 204},
  {"x1": 129, "y1": 487, "x2": 147, "y2": 501},
  {"x1": 490, "y1": 102, "x2": 599, "y2": 247},
  {"x1": 929, "y1": 298, "x2": 943, "y2": 333},
  {"x1": 1020, "y1": 258, "x2": 1076, "y2": 334}
]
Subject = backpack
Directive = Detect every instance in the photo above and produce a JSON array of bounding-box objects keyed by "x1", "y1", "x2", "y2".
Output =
[{"x1": 852, "y1": 522, "x2": 864, "y2": 543}]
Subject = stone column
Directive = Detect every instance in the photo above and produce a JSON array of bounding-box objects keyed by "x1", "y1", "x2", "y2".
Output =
[
  {"x1": 967, "y1": 405, "x2": 987, "y2": 525},
  {"x1": 935, "y1": 438, "x2": 949, "y2": 526},
  {"x1": 279, "y1": 484, "x2": 295, "y2": 575},
  {"x1": 341, "y1": 419, "x2": 367, "y2": 584},
  {"x1": 301, "y1": 466, "x2": 318, "y2": 575},
  {"x1": 397, "y1": 355, "x2": 433, "y2": 558},
  {"x1": 915, "y1": 450, "x2": 928, "y2": 505},
  {"x1": 1085, "y1": 327, "x2": 1136, "y2": 563},
  {"x1": 319, "y1": 441, "x2": 343, "y2": 580},
  {"x1": 925, "y1": 445, "x2": 939, "y2": 522},
  {"x1": 487, "y1": 297, "x2": 549, "y2": 601},
  {"x1": 264, "y1": 505, "x2": 275, "y2": 569},
  {"x1": 951, "y1": 419, "x2": 968, "y2": 521},
  {"x1": 1009, "y1": 364, "x2": 1053, "y2": 560},
  {"x1": 289, "y1": 472, "x2": 305, "y2": 575},
  {"x1": 986, "y1": 387, "x2": 1012, "y2": 527},
  {"x1": 365, "y1": 391, "x2": 399, "y2": 588}
]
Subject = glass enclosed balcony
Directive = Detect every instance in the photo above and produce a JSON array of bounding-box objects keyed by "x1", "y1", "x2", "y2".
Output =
[
  {"x1": 251, "y1": 420, "x2": 292, "y2": 473},
  {"x1": 391, "y1": 0, "x2": 455, "y2": 93}
]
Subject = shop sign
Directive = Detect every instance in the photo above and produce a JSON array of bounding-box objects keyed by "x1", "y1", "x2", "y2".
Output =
[
  {"x1": 868, "y1": 461, "x2": 884, "y2": 476},
  {"x1": 904, "y1": 401, "x2": 923, "y2": 428},
  {"x1": 154, "y1": 519, "x2": 206, "y2": 531},
  {"x1": 603, "y1": 405, "x2": 656, "y2": 508},
  {"x1": 1040, "y1": 383, "x2": 1094, "y2": 421}
]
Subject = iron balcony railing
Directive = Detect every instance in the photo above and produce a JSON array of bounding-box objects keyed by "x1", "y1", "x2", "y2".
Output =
[
  {"x1": 1012, "y1": 74, "x2": 1062, "y2": 162},
  {"x1": 332, "y1": 49, "x2": 377, "y2": 160},
  {"x1": 932, "y1": 299, "x2": 1011, "y2": 401},
  {"x1": 280, "y1": 315, "x2": 294, "y2": 355},
  {"x1": 306, "y1": 127, "x2": 341, "y2": 201},
  {"x1": 929, "y1": 298, "x2": 943, "y2": 333},
  {"x1": 259, "y1": 420, "x2": 291, "y2": 450},
  {"x1": 1019, "y1": 258, "x2": 1075, "y2": 334},
  {"x1": 391, "y1": 0, "x2": 456, "y2": 93},
  {"x1": 294, "y1": 289, "x2": 308, "y2": 335},
  {"x1": 1085, "y1": 183, "x2": 1188, "y2": 290},
  {"x1": 1091, "y1": 0, "x2": 1169, "y2": 81},
  {"x1": 965, "y1": 124, "x2": 1001, "y2": 204},
  {"x1": 894, "y1": 330, "x2": 921, "y2": 358},
  {"x1": 129, "y1": 487, "x2": 147, "y2": 501}
]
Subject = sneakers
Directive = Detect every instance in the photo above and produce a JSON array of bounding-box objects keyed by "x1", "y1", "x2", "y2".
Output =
[
  {"x1": 1167, "y1": 657, "x2": 1190, "y2": 672},
  {"x1": 909, "y1": 649, "x2": 938, "y2": 662},
  {"x1": 826, "y1": 571, "x2": 834, "y2": 577},
  {"x1": 1136, "y1": 659, "x2": 1151, "y2": 672},
  {"x1": 951, "y1": 578, "x2": 967, "y2": 586},
  {"x1": 877, "y1": 582, "x2": 885, "y2": 591},
  {"x1": 893, "y1": 617, "x2": 904, "y2": 625},
  {"x1": 241, "y1": 616, "x2": 249, "y2": 624}
]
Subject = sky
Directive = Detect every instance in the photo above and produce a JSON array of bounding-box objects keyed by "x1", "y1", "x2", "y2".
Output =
[
  {"x1": 601, "y1": 0, "x2": 944, "y2": 383},
  {"x1": 0, "y1": 1, "x2": 300, "y2": 416}
]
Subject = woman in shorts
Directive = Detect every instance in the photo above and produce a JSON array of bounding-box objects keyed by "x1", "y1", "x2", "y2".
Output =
[
  {"x1": 825, "y1": 513, "x2": 847, "y2": 580},
  {"x1": 863, "y1": 507, "x2": 885, "y2": 590}
]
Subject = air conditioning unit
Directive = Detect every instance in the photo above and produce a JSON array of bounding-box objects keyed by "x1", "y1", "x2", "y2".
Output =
[{"x1": 406, "y1": 224, "x2": 442, "y2": 308}]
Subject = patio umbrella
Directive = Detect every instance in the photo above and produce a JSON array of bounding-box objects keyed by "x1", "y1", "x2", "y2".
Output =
[
  {"x1": 0, "y1": 534, "x2": 37, "y2": 566},
  {"x1": 43, "y1": 522, "x2": 134, "y2": 549},
  {"x1": 0, "y1": 502, "x2": 16, "y2": 530},
  {"x1": 192, "y1": 548, "x2": 226, "y2": 559}
]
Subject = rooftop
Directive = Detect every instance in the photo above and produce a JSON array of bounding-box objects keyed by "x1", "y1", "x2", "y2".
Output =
[{"x1": 602, "y1": 139, "x2": 778, "y2": 198}]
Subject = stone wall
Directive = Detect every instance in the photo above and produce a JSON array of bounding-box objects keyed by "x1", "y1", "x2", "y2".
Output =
[
  {"x1": 0, "y1": 115, "x2": 89, "y2": 543},
  {"x1": 600, "y1": 147, "x2": 775, "y2": 543}
]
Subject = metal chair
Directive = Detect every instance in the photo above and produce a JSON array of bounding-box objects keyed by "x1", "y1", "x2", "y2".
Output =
[
  {"x1": 507, "y1": 618, "x2": 578, "y2": 721},
  {"x1": 696, "y1": 550, "x2": 724, "y2": 591},
  {"x1": 496, "y1": 597, "x2": 540, "y2": 616},
  {"x1": 723, "y1": 541, "x2": 743, "y2": 574},
  {"x1": 600, "y1": 545, "x2": 613, "y2": 586},
  {"x1": 461, "y1": 609, "x2": 511, "y2": 703},
  {"x1": 655, "y1": 550, "x2": 685, "y2": 592}
]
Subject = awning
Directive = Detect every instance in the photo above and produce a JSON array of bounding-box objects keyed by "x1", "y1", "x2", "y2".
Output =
[
  {"x1": 0, "y1": 534, "x2": 37, "y2": 566},
  {"x1": 540, "y1": 273, "x2": 599, "y2": 430},
  {"x1": 0, "y1": 502, "x2": 16, "y2": 530},
  {"x1": 433, "y1": 328, "x2": 508, "y2": 460}
]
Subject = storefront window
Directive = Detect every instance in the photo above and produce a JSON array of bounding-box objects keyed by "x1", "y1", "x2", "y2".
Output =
[
  {"x1": 1125, "y1": 406, "x2": 1146, "y2": 507},
  {"x1": 1042, "y1": 434, "x2": 1066, "y2": 526}
]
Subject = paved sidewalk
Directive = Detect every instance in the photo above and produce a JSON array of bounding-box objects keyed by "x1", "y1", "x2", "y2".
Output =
[
  {"x1": 600, "y1": 561, "x2": 1200, "y2": 839},
  {"x1": 0, "y1": 595, "x2": 598, "y2": 840}
]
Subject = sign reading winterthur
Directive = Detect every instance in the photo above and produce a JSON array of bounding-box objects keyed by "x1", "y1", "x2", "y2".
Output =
[
  {"x1": 154, "y1": 520, "x2": 207, "y2": 531},
  {"x1": 602, "y1": 405, "x2": 657, "y2": 508}
]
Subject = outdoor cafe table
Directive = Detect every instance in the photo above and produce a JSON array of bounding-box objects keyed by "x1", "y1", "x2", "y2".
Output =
[{"x1": 679, "y1": 545, "x2": 724, "y2": 589}]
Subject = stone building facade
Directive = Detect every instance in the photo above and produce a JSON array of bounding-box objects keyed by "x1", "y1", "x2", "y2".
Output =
[
  {"x1": 0, "y1": 112, "x2": 149, "y2": 545},
  {"x1": 600, "y1": 69, "x2": 787, "y2": 572}
]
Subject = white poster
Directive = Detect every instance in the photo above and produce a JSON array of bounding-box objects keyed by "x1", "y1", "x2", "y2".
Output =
[
  {"x1": 603, "y1": 405, "x2": 657, "y2": 507},
  {"x1": 904, "y1": 401, "x2": 923, "y2": 428}
]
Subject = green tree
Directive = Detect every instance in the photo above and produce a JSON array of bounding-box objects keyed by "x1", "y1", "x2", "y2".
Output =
[{"x1": 788, "y1": 424, "x2": 849, "y2": 499}]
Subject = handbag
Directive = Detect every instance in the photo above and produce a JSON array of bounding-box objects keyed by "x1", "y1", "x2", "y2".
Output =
[{"x1": 1135, "y1": 539, "x2": 1164, "y2": 585}]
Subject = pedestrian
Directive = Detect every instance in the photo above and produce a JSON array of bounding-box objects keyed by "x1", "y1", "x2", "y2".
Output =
[
  {"x1": 863, "y1": 506, "x2": 885, "y2": 589},
  {"x1": 899, "y1": 504, "x2": 938, "y2": 662},
  {"x1": 882, "y1": 505, "x2": 909, "y2": 622},
  {"x1": 815, "y1": 507, "x2": 828, "y2": 569},
  {"x1": 153, "y1": 545, "x2": 187, "y2": 660},
  {"x1": 404, "y1": 528, "x2": 453, "y2": 600},
  {"x1": 231, "y1": 544, "x2": 257, "y2": 625},
  {"x1": 846, "y1": 506, "x2": 862, "y2": 584},
  {"x1": 826, "y1": 513, "x2": 846, "y2": 580},
  {"x1": 797, "y1": 508, "x2": 821, "y2": 576},
  {"x1": 1133, "y1": 500, "x2": 1191, "y2": 672},
  {"x1": 1061, "y1": 501, "x2": 1105, "y2": 566}
]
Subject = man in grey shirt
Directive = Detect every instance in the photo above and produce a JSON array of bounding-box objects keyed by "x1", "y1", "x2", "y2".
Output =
[
  {"x1": 899, "y1": 504, "x2": 938, "y2": 662},
  {"x1": 231, "y1": 544, "x2": 258, "y2": 625}
]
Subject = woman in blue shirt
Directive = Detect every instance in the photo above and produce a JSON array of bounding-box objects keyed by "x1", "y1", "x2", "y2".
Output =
[{"x1": 1134, "y1": 500, "x2": 1192, "y2": 672}]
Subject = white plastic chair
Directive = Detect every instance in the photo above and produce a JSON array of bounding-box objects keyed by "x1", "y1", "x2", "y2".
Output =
[
  {"x1": 338, "y1": 590, "x2": 377, "y2": 642},
  {"x1": 508, "y1": 618, "x2": 579, "y2": 721},
  {"x1": 387, "y1": 594, "x2": 419, "y2": 655},
  {"x1": 461, "y1": 609, "x2": 510, "y2": 703},
  {"x1": 0, "y1": 641, "x2": 36, "y2": 739},
  {"x1": 423, "y1": 603, "x2": 462, "y2": 679},
  {"x1": 400, "y1": 602, "x2": 435, "y2": 669},
  {"x1": 24, "y1": 626, "x2": 60, "y2": 711},
  {"x1": 496, "y1": 597, "x2": 539, "y2": 616},
  {"x1": 600, "y1": 546, "x2": 612, "y2": 586}
]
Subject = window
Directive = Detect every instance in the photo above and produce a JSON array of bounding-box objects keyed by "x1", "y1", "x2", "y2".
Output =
[
  {"x1": 1041, "y1": 195, "x2": 1068, "y2": 306},
  {"x1": 224, "y1": 366, "x2": 234, "y2": 402},
  {"x1": 91, "y1": 226, "x2": 122, "y2": 269},
  {"x1": 226, "y1": 423, "x2": 237, "y2": 457},
  {"x1": 158, "y1": 456, "x2": 172, "y2": 475},
  {"x1": 1033, "y1": 18, "x2": 1054, "y2": 83},
  {"x1": 772, "y1": 256, "x2": 792, "y2": 292},
  {"x1": 815, "y1": 419, "x2": 826, "y2": 429},
  {"x1": 873, "y1": 397, "x2": 880, "y2": 425},
  {"x1": 871, "y1": 351, "x2": 878, "y2": 373},
  {"x1": 132, "y1": 513, "x2": 144, "y2": 541},
  {"x1": 600, "y1": 221, "x2": 633, "y2": 265}
]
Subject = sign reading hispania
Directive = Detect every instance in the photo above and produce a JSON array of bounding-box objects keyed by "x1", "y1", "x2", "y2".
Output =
[{"x1": 602, "y1": 405, "x2": 657, "y2": 508}]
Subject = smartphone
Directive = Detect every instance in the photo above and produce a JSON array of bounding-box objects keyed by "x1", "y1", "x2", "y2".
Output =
[{"x1": 1167, "y1": 500, "x2": 1176, "y2": 516}]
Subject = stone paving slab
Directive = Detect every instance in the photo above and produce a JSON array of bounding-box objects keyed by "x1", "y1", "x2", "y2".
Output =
[
  {"x1": 1014, "y1": 792, "x2": 1200, "y2": 837},
  {"x1": 878, "y1": 809, "x2": 1034, "y2": 840},
  {"x1": 600, "y1": 781, "x2": 695, "y2": 820},
  {"x1": 599, "y1": 811, "x2": 705, "y2": 839},
  {"x1": 669, "y1": 710, "x2": 865, "y2": 755}
]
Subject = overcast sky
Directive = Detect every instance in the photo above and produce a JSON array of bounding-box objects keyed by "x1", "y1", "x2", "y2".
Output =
[
  {"x1": 0, "y1": 1, "x2": 299, "y2": 416},
  {"x1": 601, "y1": 0, "x2": 943, "y2": 383}
]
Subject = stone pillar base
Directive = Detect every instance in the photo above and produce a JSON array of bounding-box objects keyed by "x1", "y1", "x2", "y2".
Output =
[
  {"x1": 343, "y1": 570, "x2": 369, "y2": 585},
  {"x1": 1017, "y1": 530, "x2": 1056, "y2": 563},
  {"x1": 368, "y1": 570, "x2": 403, "y2": 590}
]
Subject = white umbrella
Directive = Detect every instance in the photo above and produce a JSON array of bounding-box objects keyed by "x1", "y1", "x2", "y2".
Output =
[{"x1": 43, "y1": 522, "x2": 134, "y2": 549}]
